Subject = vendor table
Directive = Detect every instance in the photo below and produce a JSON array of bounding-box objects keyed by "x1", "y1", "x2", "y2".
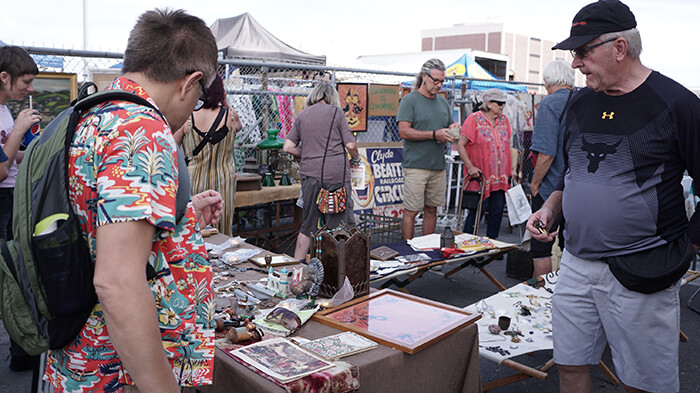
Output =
[
  {"x1": 233, "y1": 180, "x2": 302, "y2": 254},
  {"x1": 206, "y1": 320, "x2": 482, "y2": 393},
  {"x1": 464, "y1": 273, "x2": 619, "y2": 392},
  {"x1": 204, "y1": 234, "x2": 483, "y2": 393},
  {"x1": 370, "y1": 234, "x2": 517, "y2": 293}
]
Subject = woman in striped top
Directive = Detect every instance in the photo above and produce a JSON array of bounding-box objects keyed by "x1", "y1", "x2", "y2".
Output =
[{"x1": 176, "y1": 74, "x2": 242, "y2": 235}]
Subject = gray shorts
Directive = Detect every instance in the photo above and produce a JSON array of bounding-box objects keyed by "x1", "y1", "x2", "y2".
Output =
[{"x1": 553, "y1": 249, "x2": 680, "y2": 392}]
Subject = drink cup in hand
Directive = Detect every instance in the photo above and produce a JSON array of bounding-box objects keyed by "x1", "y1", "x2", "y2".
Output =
[
  {"x1": 23, "y1": 121, "x2": 41, "y2": 147},
  {"x1": 24, "y1": 96, "x2": 41, "y2": 147}
]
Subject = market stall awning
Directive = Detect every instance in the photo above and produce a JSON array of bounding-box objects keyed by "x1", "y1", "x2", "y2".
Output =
[
  {"x1": 445, "y1": 54, "x2": 527, "y2": 92},
  {"x1": 210, "y1": 13, "x2": 326, "y2": 65}
]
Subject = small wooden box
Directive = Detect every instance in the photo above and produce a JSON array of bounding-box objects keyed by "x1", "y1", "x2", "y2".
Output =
[{"x1": 237, "y1": 173, "x2": 262, "y2": 191}]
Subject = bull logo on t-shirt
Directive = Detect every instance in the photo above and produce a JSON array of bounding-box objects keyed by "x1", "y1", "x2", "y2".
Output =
[{"x1": 580, "y1": 136, "x2": 622, "y2": 173}]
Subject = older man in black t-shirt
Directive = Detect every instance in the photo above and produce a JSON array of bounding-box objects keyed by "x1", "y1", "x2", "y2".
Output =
[{"x1": 527, "y1": 1, "x2": 700, "y2": 392}]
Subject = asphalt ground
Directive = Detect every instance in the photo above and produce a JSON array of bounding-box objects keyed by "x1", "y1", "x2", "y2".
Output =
[{"x1": 2, "y1": 218, "x2": 699, "y2": 392}]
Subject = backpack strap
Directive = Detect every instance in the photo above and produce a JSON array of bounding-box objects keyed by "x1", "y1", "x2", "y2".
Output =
[
  {"x1": 320, "y1": 107, "x2": 342, "y2": 186},
  {"x1": 70, "y1": 91, "x2": 190, "y2": 222},
  {"x1": 558, "y1": 88, "x2": 576, "y2": 125}
]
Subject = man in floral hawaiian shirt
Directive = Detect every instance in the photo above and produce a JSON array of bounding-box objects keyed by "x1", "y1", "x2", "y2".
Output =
[{"x1": 43, "y1": 9, "x2": 223, "y2": 393}]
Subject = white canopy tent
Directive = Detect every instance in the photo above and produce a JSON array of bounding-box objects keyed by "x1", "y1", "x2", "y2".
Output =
[{"x1": 210, "y1": 13, "x2": 326, "y2": 65}]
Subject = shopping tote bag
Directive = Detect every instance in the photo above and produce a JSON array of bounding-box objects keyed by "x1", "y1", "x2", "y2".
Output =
[{"x1": 505, "y1": 184, "x2": 531, "y2": 225}]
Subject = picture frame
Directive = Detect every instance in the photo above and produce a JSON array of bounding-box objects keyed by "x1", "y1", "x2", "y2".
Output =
[
  {"x1": 369, "y1": 245, "x2": 399, "y2": 261},
  {"x1": 90, "y1": 70, "x2": 121, "y2": 93},
  {"x1": 312, "y1": 289, "x2": 480, "y2": 354},
  {"x1": 8, "y1": 72, "x2": 78, "y2": 130},
  {"x1": 336, "y1": 83, "x2": 368, "y2": 132}
]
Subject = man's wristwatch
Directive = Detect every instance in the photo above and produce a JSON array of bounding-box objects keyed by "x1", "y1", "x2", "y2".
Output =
[{"x1": 350, "y1": 157, "x2": 361, "y2": 166}]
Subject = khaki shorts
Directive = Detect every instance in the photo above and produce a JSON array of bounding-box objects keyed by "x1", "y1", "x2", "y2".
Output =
[{"x1": 402, "y1": 168, "x2": 446, "y2": 212}]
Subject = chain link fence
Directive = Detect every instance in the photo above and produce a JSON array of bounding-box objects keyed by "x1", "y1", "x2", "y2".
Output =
[{"x1": 17, "y1": 46, "x2": 542, "y2": 217}]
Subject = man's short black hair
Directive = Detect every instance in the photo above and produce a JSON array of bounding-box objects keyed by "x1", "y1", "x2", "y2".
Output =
[{"x1": 122, "y1": 9, "x2": 218, "y2": 88}]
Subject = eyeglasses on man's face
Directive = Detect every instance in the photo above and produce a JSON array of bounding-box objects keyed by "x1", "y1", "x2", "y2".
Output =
[
  {"x1": 193, "y1": 79, "x2": 209, "y2": 111},
  {"x1": 570, "y1": 38, "x2": 617, "y2": 59},
  {"x1": 426, "y1": 73, "x2": 445, "y2": 85}
]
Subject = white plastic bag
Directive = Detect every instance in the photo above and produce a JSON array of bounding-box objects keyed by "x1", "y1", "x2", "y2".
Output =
[
  {"x1": 328, "y1": 276, "x2": 354, "y2": 307},
  {"x1": 505, "y1": 184, "x2": 531, "y2": 225}
]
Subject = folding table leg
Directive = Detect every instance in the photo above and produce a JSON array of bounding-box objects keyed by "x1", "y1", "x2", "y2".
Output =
[
  {"x1": 482, "y1": 358, "x2": 553, "y2": 392},
  {"x1": 597, "y1": 360, "x2": 620, "y2": 386}
]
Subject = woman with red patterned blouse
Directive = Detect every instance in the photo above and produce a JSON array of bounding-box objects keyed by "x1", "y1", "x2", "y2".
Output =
[{"x1": 456, "y1": 88, "x2": 513, "y2": 239}]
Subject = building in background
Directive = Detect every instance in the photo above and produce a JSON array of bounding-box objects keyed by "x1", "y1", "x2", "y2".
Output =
[{"x1": 420, "y1": 21, "x2": 585, "y2": 88}]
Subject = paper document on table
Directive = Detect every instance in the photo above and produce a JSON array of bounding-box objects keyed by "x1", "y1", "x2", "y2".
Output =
[
  {"x1": 298, "y1": 331, "x2": 378, "y2": 360},
  {"x1": 406, "y1": 233, "x2": 441, "y2": 250},
  {"x1": 229, "y1": 338, "x2": 333, "y2": 383}
]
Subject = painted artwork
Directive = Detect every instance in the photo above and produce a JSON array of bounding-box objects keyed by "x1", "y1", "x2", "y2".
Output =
[
  {"x1": 230, "y1": 338, "x2": 333, "y2": 383},
  {"x1": 8, "y1": 72, "x2": 77, "y2": 131},
  {"x1": 313, "y1": 289, "x2": 480, "y2": 353},
  {"x1": 337, "y1": 83, "x2": 368, "y2": 132}
]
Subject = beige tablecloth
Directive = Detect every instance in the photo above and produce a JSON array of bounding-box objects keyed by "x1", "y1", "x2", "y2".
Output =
[{"x1": 204, "y1": 320, "x2": 482, "y2": 393}]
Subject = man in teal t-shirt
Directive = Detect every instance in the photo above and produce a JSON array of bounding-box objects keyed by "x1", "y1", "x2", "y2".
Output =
[{"x1": 397, "y1": 58, "x2": 458, "y2": 239}]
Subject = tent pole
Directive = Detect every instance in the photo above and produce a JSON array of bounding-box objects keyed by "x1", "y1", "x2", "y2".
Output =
[{"x1": 262, "y1": 66, "x2": 269, "y2": 132}]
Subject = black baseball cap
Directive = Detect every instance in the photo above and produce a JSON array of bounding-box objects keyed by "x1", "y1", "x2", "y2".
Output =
[{"x1": 552, "y1": 0, "x2": 637, "y2": 50}]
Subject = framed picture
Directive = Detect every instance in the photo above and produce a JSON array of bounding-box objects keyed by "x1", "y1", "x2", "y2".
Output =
[
  {"x1": 368, "y1": 84, "x2": 399, "y2": 117},
  {"x1": 336, "y1": 83, "x2": 368, "y2": 132},
  {"x1": 312, "y1": 289, "x2": 480, "y2": 354},
  {"x1": 8, "y1": 72, "x2": 78, "y2": 130}
]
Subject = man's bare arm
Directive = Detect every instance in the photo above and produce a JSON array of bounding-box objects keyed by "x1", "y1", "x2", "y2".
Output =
[{"x1": 95, "y1": 220, "x2": 180, "y2": 393}]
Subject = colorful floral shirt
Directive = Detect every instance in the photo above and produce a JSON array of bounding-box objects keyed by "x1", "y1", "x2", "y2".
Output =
[
  {"x1": 461, "y1": 111, "x2": 512, "y2": 199},
  {"x1": 44, "y1": 77, "x2": 215, "y2": 392}
]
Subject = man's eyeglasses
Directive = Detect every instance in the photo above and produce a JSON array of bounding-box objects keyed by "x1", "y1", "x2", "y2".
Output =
[
  {"x1": 570, "y1": 38, "x2": 617, "y2": 59},
  {"x1": 193, "y1": 79, "x2": 209, "y2": 111},
  {"x1": 426, "y1": 74, "x2": 446, "y2": 85}
]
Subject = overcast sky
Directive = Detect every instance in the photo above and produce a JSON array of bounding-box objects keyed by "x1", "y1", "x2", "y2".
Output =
[{"x1": 2, "y1": 0, "x2": 698, "y2": 88}]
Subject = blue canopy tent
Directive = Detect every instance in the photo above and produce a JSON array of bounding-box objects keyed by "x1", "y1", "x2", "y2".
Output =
[
  {"x1": 0, "y1": 41, "x2": 65, "y2": 70},
  {"x1": 31, "y1": 54, "x2": 64, "y2": 69},
  {"x1": 444, "y1": 54, "x2": 527, "y2": 92}
]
